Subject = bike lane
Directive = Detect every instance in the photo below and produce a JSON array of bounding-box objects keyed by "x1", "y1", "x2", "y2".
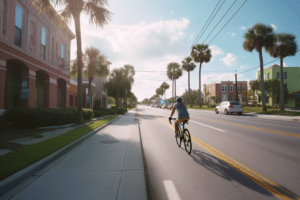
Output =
[{"x1": 138, "y1": 106, "x2": 283, "y2": 200}]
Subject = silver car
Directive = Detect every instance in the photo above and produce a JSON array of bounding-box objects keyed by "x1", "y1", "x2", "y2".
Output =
[{"x1": 215, "y1": 101, "x2": 244, "y2": 115}]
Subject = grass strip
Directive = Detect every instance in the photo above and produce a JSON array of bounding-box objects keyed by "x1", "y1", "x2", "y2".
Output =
[
  {"x1": 0, "y1": 115, "x2": 118, "y2": 181},
  {"x1": 257, "y1": 110, "x2": 300, "y2": 116}
]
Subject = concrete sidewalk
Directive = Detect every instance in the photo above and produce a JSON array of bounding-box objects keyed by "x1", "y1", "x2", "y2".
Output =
[{"x1": 1, "y1": 111, "x2": 147, "y2": 200}]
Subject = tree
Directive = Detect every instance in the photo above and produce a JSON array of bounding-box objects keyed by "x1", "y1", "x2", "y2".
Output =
[
  {"x1": 249, "y1": 80, "x2": 260, "y2": 104},
  {"x1": 106, "y1": 68, "x2": 128, "y2": 108},
  {"x1": 160, "y1": 82, "x2": 170, "y2": 99},
  {"x1": 33, "y1": 0, "x2": 112, "y2": 123},
  {"x1": 243, "y1": 23, "x2": 276, "y2": 111},
  {"x1": 190, "y1": 44, "x2": 212, "y2": 108},
  {"x1": 167, "y1": 63, "x2": 182, "y2": 102},
  {"x1": 123, "y1": 65, "x2": 135, "y2": 111},
  {"x1": 182, "y1": 57, "x2": 196, "y2": 107},
  {"x1": 71, "y1": 46, "x2": 109, "y2": 97},
  {"x1": 267, "y1": 33, "x2": 298, "y2": 110},
  {"x1": 156, "y1": 88, "x2": 164, "y2": 99},
  {"x1": 210, "y1": 96, "x2": 216, "y2": 103}
]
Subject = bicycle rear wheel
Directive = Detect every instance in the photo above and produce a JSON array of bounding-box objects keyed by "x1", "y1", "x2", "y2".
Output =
[
  {"x1": 183, "y1": 129, "x2": 192, "y2": 154},
  {"x1": 176, "y1": 130, "x2": 181, "y2": 147}
]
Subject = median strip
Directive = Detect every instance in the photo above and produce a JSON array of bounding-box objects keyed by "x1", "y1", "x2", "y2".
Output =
[
  {"x1": 155, "y1": 115, "x2": 299, "y2": 200},
  {"x1": 194, "y1": 116, "x2": 300, "y2": 138}
]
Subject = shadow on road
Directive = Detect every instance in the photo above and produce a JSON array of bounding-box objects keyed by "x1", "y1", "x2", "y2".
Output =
[{"x1": 190, "y1": 150, "x2": 279, "y2": 198}]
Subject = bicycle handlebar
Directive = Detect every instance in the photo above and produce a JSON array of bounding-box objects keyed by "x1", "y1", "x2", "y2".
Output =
[{"x1": 169, "y1": 118, "x2": 176, "y2": 124}]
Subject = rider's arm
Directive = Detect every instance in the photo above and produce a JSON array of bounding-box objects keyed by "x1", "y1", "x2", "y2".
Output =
[{"x1": 170, "y1": 106, "x2": 176, "y2": 118}]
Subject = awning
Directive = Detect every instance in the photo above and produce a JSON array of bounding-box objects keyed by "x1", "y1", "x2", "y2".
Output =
[{"x1": 290, "y1": 90, "x2": 300, "y2": 98}]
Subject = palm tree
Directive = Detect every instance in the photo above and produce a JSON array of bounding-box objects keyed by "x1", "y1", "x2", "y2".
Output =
[
  {"x1": 71, "y1": 46, "x2": 109, "y2": 97},
  {"x1": 190, "y1": 44, "x2": 211, "y2": 108},
  {"x1": 108, "y1": 68, "x2": 125, "y2": 108},
  {"x1": 33, "y1": 0, "x2": 112, "y2": 123},
  {"x1": 249, "y1": 80, "x2": 260, "y2": 104},
  {"x1": 181, "y1": 57, "x2": 196, "y2": 107},
  {"x1": 123, "y1": 65, "x2": 135, "y2": 110},
  {"x1": 243, "y1": 23, "x2": 276, "y2": 111},
  {"x1": 167, "y1": 63, "x2": 182, "y2": 102},
  {"x1": 160, "y1": 82, "x2": 170, "y2": 100},
  {"x1": 267, "y1": 33, "x2": 298, "y2": 110}
]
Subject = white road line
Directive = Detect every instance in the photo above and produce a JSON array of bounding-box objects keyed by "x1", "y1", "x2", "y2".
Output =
[
  {"x1": 190, "y1": 120, "x2": 226, "y2": 132},
  {"x1": 163, "y1": 180, "x2": 181, "y2": 200}
]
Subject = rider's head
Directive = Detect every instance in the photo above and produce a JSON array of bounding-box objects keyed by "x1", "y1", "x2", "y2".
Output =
[{"x1": 176, "y1": 97, "x2": 182, "y2": 102}]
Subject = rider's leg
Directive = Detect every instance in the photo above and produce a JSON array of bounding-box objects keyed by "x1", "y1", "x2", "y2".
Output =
[{"x1": 174, "y1": 119, "x2": 181, "y2": 133}]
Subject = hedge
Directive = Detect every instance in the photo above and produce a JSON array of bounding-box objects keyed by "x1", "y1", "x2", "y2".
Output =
[
  {"x1": 4, "y1": 108, "x2": 95, "y2": 129},
  {"x1": 4, "y1": 108, "x2": 77, "y2": 129}
]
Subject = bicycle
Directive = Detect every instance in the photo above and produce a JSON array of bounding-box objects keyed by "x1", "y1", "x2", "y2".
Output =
[{"x1": 169, "y1": 118, "x2": 192, "y2": 154}]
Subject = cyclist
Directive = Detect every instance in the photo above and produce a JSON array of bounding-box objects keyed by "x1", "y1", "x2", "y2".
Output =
[{"x1": 169, "y1": 97, "x2": 190, "y2": 135}]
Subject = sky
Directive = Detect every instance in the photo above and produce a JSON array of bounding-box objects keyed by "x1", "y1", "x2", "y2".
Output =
[{"x1": 57, "y1": 0, "x2": 300, "y2": 102}]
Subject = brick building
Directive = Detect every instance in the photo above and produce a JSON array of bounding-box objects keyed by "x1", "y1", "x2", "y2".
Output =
[
  {"x1": 204, "y1": 81, "x2": 248, "y2": 104},
  {"x1": 0, "y1": 0, "x2": 75, "y2": 114}
]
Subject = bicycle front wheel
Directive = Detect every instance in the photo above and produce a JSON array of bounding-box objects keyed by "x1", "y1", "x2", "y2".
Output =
[{"x1": 183, "y1": 129, "x2": 192, "y2": 154}]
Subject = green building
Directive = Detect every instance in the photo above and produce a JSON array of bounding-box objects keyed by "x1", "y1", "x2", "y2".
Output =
[{"x1": 257, "y1": 64, "x2": 300, "y2": 108}]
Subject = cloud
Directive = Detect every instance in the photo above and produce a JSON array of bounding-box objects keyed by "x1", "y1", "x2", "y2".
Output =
[
  {"x1": 283, "y1": 62, "x2": 288, "y2": 67},
  {"x1": 209, "y1": 45, "x2": 224, "y2": 56},
  {"x1": 240, "y1": 65, "x2": 248, "y2": 69},
  {"x1": 270, "y1": 23, "x2": 277, "y2": 31},
  {"x1": 240, "y1": 27, "x2": 246, "y2": 29},
  {"x1": 231, "y1": 33, "x2": 236, "y2": 37},
  {"x1": 222, "y1": 53, "x2": 238, "y2": 66},
  {"x1": 171, "y1": 11, "x2": 174, "y2": 15}
]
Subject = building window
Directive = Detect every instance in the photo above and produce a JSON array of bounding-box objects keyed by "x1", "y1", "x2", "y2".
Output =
[
  {"x1": 15, "y1": 5, "x2": 23, "y2": 47},
  {"x1": 242, "y1": 85, "x2": 245, "y2": 92},
  {"x1": 2, "y1": 0, "x2": 8, "y2": 37},
  {"x1": 230, "y1": 85, "x2": 233, "y2": 92},
  {"x1": 284, "y1": 72, "x2": 287, "y2": 79},
  {"x1": 221, "y1": 85, "x2": 227, "y2": 92},
  {"x1": 259, "y1": 75, "x2": 261, "y2": 80},
  {"x1": 277, "y1": 72, "x2": 279, "y2": 79},
  {"x1": 230, "y1": 96, "x2": 233, "y2": 101},
  {"x1": 237, "y1": 85, "x2": 240, "y2": 92},
  {"x1": 242, "y1": 96, "x2": 245, "y2": 102},
  {"x1": 70, "y1": 95, "x2": 73, "y2": 106},
  {"x1": 41, "y1": 27, "x2": 46, "y2": 60},
  {"x1": 268, "y1": 73, "x2": 270, "y2": 79},
  {"x1": 61, "y1": 44, "x2": 64, "y2": 58},
  {"x1": 51, "y1": 38, "x2": 55, "y2": 63}
]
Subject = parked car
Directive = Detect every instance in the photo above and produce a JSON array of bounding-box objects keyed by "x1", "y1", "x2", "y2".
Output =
[
  {"x1": 150, "y1": 103, "x2": 155, "y2": 107},
  {"x1": 155, "y1": 104, "x2": 162, "y2": 108},
  {"x1": 215, "y1": 101, "x2": 244, "y2": 115},
  {"x1": 168, "y1": 103, "x2": 176, "y2": 110},
  {"x1": 162, "y1": 103, "x2": 169, "y2": 109}
]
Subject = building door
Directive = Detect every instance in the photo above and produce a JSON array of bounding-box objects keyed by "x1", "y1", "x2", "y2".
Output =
[
  {"x1": 296, "y1": 99, "x2": 300, "y2": 108},
  {"x1": 57, "y1": 79, "x2": 66, "y2": 107},
  {"x1": 5, "y1": 65, "x2": 21, "y2": 109}
]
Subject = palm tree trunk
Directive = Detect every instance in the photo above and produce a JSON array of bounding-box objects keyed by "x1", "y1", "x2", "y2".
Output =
[
  {"x1": 117, "y1": 88, "x2": 119, "y2": 108},
  {"x1": 199, "y1": 63, "x2": 202, "y2": 108},
  {"x1": 280, "y1": 56, "x2": 285, "y2": 111},
  {"x1": 188, "y1": 71, "x2": 192, "y2": 107},
  {"x1": 74, "y1": 14, "x2": 83, "y2": 123},
  {"x1": 259, "y1": 49, "x2": 267, "y2": 111},
  {"x1": 175, "y1": 79, "x2": 176, "y2": 100}
]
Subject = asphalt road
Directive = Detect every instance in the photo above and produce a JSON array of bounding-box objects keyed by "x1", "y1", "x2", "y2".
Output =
[{"x1": 137, "y1": 105, "x2": 300, "y2": 200}]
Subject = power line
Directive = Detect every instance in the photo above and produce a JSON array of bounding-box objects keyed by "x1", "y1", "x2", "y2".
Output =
[
  {"x1": 184, "y1": 0, "x2": 221, "y2": 57},
  {"x1": 197, "y1": 0, "x2": 226, "y2": 45},
  {"x1": 237, "y1": 50, "x2": 300, "y2": 74},
  {"x1": 208, "y1": 0, "x2": 247, "y2": 45},
  {"x1": 202, "y1": 0, "x2": 236, "y2": 44},
  {"x1": 135, "y1": 70, "x2": 237, "y2": 72}
]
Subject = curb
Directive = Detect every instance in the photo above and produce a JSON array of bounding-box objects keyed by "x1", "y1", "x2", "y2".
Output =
[{"x1": 0, "y1": 116, "x2": 121, "y2": 196}]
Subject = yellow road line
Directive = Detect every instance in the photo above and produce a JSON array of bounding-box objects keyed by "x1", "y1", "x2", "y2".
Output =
[
  {"x1": 194, "y1": 116, "x2": 300, "y2": 138},
  {"x1": 155, "y1": 115, "x2": 300, "y2": 200}
]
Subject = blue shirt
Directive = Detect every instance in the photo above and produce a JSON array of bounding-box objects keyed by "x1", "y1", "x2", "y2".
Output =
[{"x1": 175, "y1": 102, "x2": 189, "y2": 119}]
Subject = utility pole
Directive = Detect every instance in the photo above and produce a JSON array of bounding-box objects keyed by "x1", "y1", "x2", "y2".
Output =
[
  {"x1": 125, "y1": 89, "x2": 127, "y2": 113},
  {"x1": 172, "y1": 76, "x2": 175, "y2": 103},
  {"x1": 235, "y1": 71, "x2": 238, "y2": 102}
]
